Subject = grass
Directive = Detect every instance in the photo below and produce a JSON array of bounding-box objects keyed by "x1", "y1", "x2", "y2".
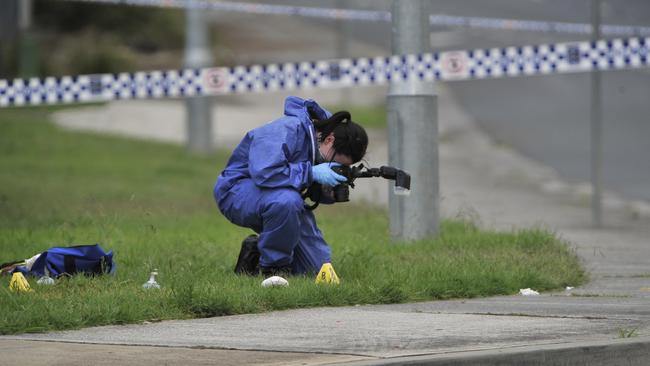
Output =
[
  {"x1": 323, "y1": 103, "x2": 387, "y2": 129},
  {"x1": 618, "y1": 327, "x2": 639, "y2": 338},
  {"x1": 0, "y1": 106, "x2": 586, "y2": 335}
]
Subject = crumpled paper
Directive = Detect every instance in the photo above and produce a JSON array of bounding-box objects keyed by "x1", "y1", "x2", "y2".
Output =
[
  {"x1": 519, "y1": 288, "x2": 540, "y2": 296},
  {"x1": 261, "y1": 275, "x2": 289, "y2": 288}
]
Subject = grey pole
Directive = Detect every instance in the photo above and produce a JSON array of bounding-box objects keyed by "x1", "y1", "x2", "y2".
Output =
[
  {"x1": 17, "y1": 0, "x2": 38, "y2": 77},
  {"x1": 590, "y1": 0, "x2": 603, "y2": 227},
  {"x1": 336, "y1": 0, "x2": 350, "y2": 105},
  {"x1": 18, "y1": 0, "x2": 31, "y2": 30},
  {"x1": 388, "y1": 0, "x2": 439, "y2": 241},
  {"x1": 184, "y1": 7, "x2": 214, "y2": 153}
]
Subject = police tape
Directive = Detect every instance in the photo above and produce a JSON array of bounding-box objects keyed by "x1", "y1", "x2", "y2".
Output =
[
  {"x1": 1, "y1": 36, "x2": 648, "y2": 108},
  {"x1": 60, "y1": 0, "x2": 650, "y2": 37}
]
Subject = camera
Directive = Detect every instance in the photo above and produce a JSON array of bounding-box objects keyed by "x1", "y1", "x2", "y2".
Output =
[
  {"x1": 303, "y1": 164, "x2": 411, "y2": 209},
  {"x1": 330, "y1": 165, "x2": 353, "y2": 202}
]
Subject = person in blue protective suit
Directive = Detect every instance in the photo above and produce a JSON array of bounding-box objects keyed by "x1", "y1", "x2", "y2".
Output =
[{"x1": 213, "y1": 96, "x2": 368, "y2": 277}]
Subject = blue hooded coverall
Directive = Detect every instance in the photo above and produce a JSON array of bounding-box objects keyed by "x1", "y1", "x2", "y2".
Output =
[{"x1": 214, "y1": 96, "x2": 332, "y2": 274}]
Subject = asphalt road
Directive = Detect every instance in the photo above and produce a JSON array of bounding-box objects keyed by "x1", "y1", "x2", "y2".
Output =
[{"x1": 233, "y1": 0, "x2": 650, "y2": 202}]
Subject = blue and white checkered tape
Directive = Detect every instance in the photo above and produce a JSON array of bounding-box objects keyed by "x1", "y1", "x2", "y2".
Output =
[
  {"x1": 1, "y1": 37, "x2": 648, "y2": 107},
  {"x1": 0, "y1": 70, "x2": 205, "y2": 107}
]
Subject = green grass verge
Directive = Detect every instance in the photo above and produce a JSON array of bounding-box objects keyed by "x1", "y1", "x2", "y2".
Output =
[
  {"x1": 323, "y1": 103, "x2": 387, "y2": 129},
  {"x1": 0, "y1": 106, "x2": 586, "y2": 335}
]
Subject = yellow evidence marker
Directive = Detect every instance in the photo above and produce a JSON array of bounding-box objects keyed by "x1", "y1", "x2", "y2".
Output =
[
  {"x1": 9, "y1": 272, "x2": 33, "y2": 293},
  {"x1": 315, "y1": 262, "x2": 340, "y2": 284}
]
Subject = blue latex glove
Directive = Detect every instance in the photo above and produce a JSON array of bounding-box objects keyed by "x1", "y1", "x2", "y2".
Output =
[{"x1": 311, "y1": 162, "x2": 347, "y2": 187}]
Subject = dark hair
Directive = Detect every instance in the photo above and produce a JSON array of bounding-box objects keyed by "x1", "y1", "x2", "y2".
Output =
[{"x1": 313, "y1": 111, "x2": 368, "y2": 163}]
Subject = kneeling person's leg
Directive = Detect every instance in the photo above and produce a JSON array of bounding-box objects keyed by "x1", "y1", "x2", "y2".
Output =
[
  {"x1": 292, "y1": 209, "x2": 332, "y2": 275},
  {"x1": 258, "y1": 189, "x2": 304, "y2": 272}
]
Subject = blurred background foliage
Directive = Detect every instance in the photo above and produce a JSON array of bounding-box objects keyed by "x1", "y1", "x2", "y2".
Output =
[{"x1": 0, "y1": 1, "x2": 201, "y2": 78}]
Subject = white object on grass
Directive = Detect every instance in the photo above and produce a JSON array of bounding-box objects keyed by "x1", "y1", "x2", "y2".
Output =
[
  {"x1": 37, "y1": 275, "x2": 55, "y2": 285},
  {"x1": 519, "y1": 288, "x2": 540, "y2": 296},
  {"x1": 261, "y1": 276, "x2": 289, "y2": 288},
  {"x1": 37, "y1": 268, "x2": 55, "y2": 285},
  {"x1": 143, "y1": 270, "x2": 161, "y2": 289},
  {"x1": 565, "y1": 286, "x2": 575, "y2": 291}
]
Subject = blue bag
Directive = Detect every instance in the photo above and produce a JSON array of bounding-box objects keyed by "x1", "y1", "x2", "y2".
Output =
[{"x1": 14, "y1": 244, "x2": 116, "y2": 278}]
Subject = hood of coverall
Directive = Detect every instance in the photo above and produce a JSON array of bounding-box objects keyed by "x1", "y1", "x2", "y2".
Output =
[{"x1": 283, "y1": 96, "x2": 332, "y2": 128}]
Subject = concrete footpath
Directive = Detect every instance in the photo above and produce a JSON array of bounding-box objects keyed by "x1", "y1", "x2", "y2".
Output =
[{"x1": 2, "y1": 86, "x2": 650, "y2": 365}]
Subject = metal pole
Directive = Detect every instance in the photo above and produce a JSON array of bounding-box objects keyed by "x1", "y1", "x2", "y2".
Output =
[
  {"x1": 18, "y1": 0, "x2": 31, "y2": 30},
  {"x1": 18, "y1": 0, "x2": 38, "y2": 77},
  {"x1": 336, "y1": 0, "x2": 350, "y2": 105},
  {"x1": 184, "y1": 7, "x2": 214, "y2": 153},
  {"x1": 590, "y1": 0, "x2": 603, "y2": 227},
  {"x1": 388, "y1": 0, "x2": 439, "y2": 241}
]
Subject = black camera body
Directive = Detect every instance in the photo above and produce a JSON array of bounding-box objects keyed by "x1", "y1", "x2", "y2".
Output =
[
  {"x1": 303, "y1": 164, "x2": 411, "y2": 210},
  {"x1": 329, "y1": 165, "x2": 354, "y2": 202}
]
